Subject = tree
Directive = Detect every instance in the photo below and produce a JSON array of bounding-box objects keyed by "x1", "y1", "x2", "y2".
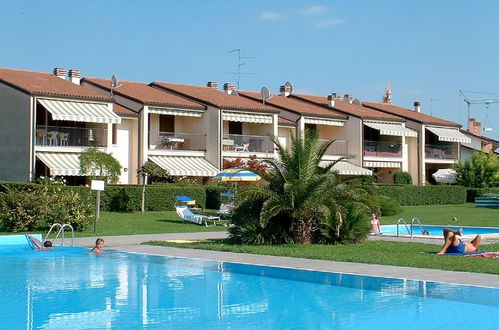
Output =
[
  {"x1": 79, "y1": 147, "x2": 122, "y2": 183},
  {"x1": 137, "y1": 161, "x2": 170, "y2": 213},
  {"x1": 232, "y1": 131, "x2": 372, "y2": 244},
  {"x1": 456, "y1": 151, "x2": 499, "y2": 188}
]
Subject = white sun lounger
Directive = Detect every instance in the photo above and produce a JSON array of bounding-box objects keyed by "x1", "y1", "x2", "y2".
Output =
[{"x1": 175, "y1": 205, "x2": 219, "y2": 227}]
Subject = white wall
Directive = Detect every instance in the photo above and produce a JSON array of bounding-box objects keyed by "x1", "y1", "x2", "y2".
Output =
[
  {"x1": 204, "y1": 106, "x2": 221, "y2": 168},
  {"x1": 0, "y1": 84, "x2": 32, "y2": 182}
]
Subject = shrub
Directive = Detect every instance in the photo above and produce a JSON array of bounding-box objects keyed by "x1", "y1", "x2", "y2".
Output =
[
  {"x1": 375, "y1": 185, "x2": 466, "y2": 205},
  {"x1": 466, "y1": 188, "x2": 499, "y2": 202},
  {"x1": 394, "y1": 171, "x2": 412, "y2": 184},
  {"x1": 205, "y1": 185, "x2": 226, "y2": 210},
  {"x1": 374, "y1": 195, "x2": 402, "y2": 216}
]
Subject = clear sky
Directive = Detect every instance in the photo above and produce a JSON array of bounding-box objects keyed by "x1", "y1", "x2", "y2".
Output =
[{"x1": 2, "y1": 1, "x2": 499, "y2": 139}]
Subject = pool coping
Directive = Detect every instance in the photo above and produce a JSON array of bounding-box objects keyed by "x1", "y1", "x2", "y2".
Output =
[
  {"x1": 380, "y1": 224, "x2": 499, "y2": 240},
  {"x1": 71, "y1": 232, "x2": 499, "y2": 289}
]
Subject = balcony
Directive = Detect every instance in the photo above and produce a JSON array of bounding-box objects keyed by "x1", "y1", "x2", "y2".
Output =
[
  {"x1": 363, "y1": 141, "x2": 402, "y2": 157},
  {"x1": 425, "y1": 144, "x2": 458, "y2": 160},
  {"x1": 149, "y1": 131, "x2": 206, "y2": 151},
  {"x1": 223, "y1": 134, "x2": 274, "y2": 153},
  {"x1": 318, "y1": 139, "x2": 348, "y2": 156},
  {"x1": 36, "y1": 125, "x2": 107, "y2": 147}
]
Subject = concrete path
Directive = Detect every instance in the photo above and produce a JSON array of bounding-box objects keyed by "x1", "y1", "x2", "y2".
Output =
[{"x1": 73, "y1": 231, "x2": 499, "y2": 289}]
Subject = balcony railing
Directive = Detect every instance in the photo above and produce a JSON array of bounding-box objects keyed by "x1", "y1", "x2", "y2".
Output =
[
  {"x1": 223, "y1": 134, "x2": 274, "y2": 153},
  {"x1": 363, "y1": 141, "x2": 402, "y2": 157},
  {"x1": 149, "y1": 131, "x2": 206, "y2": 151},
  {"x1": 36, "y1": 125, "x2": 107, "y2": 147},
  {"x1": 318, "y1": 139, "x2": 348, "y2": 156},
  {"x1": 425, "y1": 144, "x2": 458, "y2": 160}
]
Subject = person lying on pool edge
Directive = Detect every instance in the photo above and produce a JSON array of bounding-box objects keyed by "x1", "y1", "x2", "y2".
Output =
[
  {"x1": 26, "y1": 234, "x2": 52, "y2": 250},
  {"x1": 437, "y1": 228, "x2": 481, "y2": 255}
]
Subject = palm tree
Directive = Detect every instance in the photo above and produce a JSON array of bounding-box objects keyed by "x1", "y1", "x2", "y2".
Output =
[{"x1": 234, "y1": 130, "x2": 371, "y2": 244}]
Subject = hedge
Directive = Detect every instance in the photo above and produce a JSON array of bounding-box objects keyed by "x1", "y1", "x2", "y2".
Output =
[
  {"x1": 375, "y1": 185, "x2": 466, "y2": 205},
  {"x1": 205, "y1": 185, "x2": 226, "y2": 210},
  {"x1": 466, "y1": 188, "x2": 499, "y2": 202}
]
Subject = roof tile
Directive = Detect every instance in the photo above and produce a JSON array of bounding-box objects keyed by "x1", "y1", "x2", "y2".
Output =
[{"x1": 0, "y1": 68, "x2": 109, "y2": 101}]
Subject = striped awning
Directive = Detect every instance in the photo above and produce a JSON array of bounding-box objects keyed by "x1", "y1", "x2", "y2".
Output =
[
  {"x1": 304, "y1": 117, "x2": 345, "y2": 127},
  {"x1": 36, "y1": 152, "x2": 82, "y2": 176},
  {"x1": 319, "y1": 161, "x2": 373, "y2": 176},
  {"x1": 149, "y1": 107, "x2": 204, "y2": 117},
  {"x1": 38, "y1": 99, "x2": 120, "y2": 124},
  {"x1": 363, "y1": 161, "x2": 401, "y2": 168},
  {"x1": 222, "y1": 111, "x2": 273, "y2": 124},
  {"x1": 149, "y1": 156, "x2": 218, "y2": 177},
  {"x1": 426, "y1": 127, "x2": 471, "y2": 143},
  {"x1": 364, "y1": 122, "x2": 417, "y2": 137}
]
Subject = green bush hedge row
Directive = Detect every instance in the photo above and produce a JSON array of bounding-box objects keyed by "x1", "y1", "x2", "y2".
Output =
[
  {"x1": 465, "y1": 187, "x2": 499, "y2": 202},
  {"x1": 375, "y1": 185, "x2": 466, "y2": 205}
]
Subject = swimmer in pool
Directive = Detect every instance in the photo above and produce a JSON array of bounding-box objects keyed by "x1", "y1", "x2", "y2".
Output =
[
  {"x1": 27, "y1": 234, "x2": 52, "y2": 250},
  {"x1": 437, "y1": 228, "x2": 481, "y2": 255},
  {"x1": 91, "y1": 238, "x2": 105, "y2": 254}
]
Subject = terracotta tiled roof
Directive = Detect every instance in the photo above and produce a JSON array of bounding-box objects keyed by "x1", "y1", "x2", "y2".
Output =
[
  {"x1": 362, "y1": 101, "x2": 459, "y2": 127},
  {"x1": 113, "y1": 103, "x2": 138, "y2": 117},
  {"x1": 83, "y1": 77, "x2": 205, "y2": 110},
  {"x1": 0, "y1": 68, "x2": 109, "y2": 101},
  {"x1": 150, "y1": 82, "x2": 280, "y2": 113},
  {"x1": 278, "y1": 117, "x2": 297, "y2": 126},
  {"x1": 238, "y1": 90, "x2": 347, "y2": 120},
  {"x1": 461, "y1": 129, "x2": 499, "y2": 145},
  {"x1": 292, "y1": 94, "x2": 404, "y2": 121}
]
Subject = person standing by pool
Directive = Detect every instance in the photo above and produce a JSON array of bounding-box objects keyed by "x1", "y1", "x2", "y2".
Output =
[
  {"x1": 91, "y1": 238, "x2": 105, "y2": 254},
  {"x1": 437, "y1": 228, "x2": 481, "y2": 255},
  {"x1": 370, "y1": 212, "x2": 381, "y2": 235}
]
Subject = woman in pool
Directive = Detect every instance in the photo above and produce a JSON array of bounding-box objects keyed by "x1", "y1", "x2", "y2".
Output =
[
  {"x1": 437, "y1": 228, "x2": 481, "y2": 255},
  {"x1": 91, "y1": 238, "x2": 105, "y2": 254},
  {"x1": 27, "y1": 234, "x2": 52, "y2": 250}
]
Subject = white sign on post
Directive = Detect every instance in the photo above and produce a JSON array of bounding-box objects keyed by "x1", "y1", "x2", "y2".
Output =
[{"x1": 90, "y1": 180, "x2": 105, "y2": 232}]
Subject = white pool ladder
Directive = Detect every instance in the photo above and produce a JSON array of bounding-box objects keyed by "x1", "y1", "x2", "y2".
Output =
[
  {"x1": 397, "y1": 217, "x2": 424, "y2": 238},
  {"x1": 44, "y1": 223, "x2": 75, "y2": 246}
]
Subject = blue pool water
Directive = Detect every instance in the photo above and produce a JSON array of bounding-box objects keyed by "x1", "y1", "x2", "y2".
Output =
[
  {"x1": 381, "y1": 225, "x2": 499, "y2": 237},
  {"x1": 1, "y1": 243, "x2": 499, "y2": 329}
]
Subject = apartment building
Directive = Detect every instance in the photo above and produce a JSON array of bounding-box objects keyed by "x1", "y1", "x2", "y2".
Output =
[
  {"x1": 362, "y1": 101, "x2": 471, "y2": 185},
  {"x1": 0, "y1": 68, "x2": 137, "y2": 184}
]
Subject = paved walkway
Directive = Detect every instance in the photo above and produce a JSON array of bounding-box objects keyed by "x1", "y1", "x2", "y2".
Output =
[{"x1": 74, "y1": 232, "x2": 499, "y2": 289}]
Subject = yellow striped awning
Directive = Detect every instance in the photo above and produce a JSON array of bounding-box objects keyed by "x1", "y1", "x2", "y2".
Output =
[
  {"x1": 149, "y1": 107, "x2": 204, "y2": 117},
  {"x1": 304, "y1": 117, "x2": 345, "y2": 127},
  {"x1": 149, "y1": 156, "x2": 218, "y2": 177},
  {"x1": 222, "y1": 111, "x2": 273, "y2": 124},
  {"x1": 36, "y1": 152, "x2": 82, "y2": 176},
  {"x1": 364, "y1": 122, "x2": 417, "y2": 137},
  {"x1": 320, "y1": 161, "x2": 373, "y2": 176},
  {"x1": 38, "y1": 99, "x2": 120, "y2": 124},
  {"x1": 426, "y1": 126, "x2": 471, "y2": 143}
]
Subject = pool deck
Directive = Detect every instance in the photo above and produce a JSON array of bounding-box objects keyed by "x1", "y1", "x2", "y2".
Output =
[{"x1": 73, "y1": 232, "x2": 499, "y2": 289}]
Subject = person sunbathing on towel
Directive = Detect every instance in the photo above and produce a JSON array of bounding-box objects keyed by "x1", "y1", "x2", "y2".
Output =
[{"x1": 437, "y1": 228, "x2": 481, "y2": 255}]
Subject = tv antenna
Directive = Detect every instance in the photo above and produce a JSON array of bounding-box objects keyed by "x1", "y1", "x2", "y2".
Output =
[
  {"x1": 111, "y1": 75, "x2": 121, "y2": 97},
  {"x1": 460, "y1": 89, "x2": 499, "y2": 131},
  {"x1": 261, "y1": 87, "x2": 272, "y2": 104},
  {"x1": 284, "y1": 81, "x2": 294, "y2": 94},
  {"x1": 226, "y1": 49, "x2": 255, "y2": 89}
]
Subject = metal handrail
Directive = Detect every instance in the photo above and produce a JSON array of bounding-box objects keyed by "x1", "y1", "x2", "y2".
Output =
[
  {"x1": 411, "y1": 217, "x2": 423, "y2": 238},
  {"x1": 396, "y1": 218, "x2": 411, "y2": 237},
  {"x1": 44, "y1": 223, "x2": 74, "y2": 246}
]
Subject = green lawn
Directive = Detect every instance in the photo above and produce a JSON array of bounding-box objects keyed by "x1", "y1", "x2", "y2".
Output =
[
  {"x1": 381, "y1": 203, "x2": 499, "y2": 227},
  {"x1": 148, "y1": 239, "x2": 499, "y2": 275}
]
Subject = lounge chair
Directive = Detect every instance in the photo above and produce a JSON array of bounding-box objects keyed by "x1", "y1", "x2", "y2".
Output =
[{"x1": 175, "y1": 205, "x2": 219, "y2": 227}]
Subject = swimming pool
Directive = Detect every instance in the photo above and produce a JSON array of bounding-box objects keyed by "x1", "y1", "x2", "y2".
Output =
[
  {"x1": 381, "y1": 225, "x2": 499, "y2": 238},
  {"x1": 1, "y1": 241, "x2": 499, "y2": 329}
]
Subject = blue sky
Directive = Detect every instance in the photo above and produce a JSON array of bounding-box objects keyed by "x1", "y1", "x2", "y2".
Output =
[{"x1": 2, "y1": 1, "x2": 499, "y2": 139}]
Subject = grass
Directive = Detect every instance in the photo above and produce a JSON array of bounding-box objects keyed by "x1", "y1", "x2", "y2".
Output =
[
  {"x1": 381, "y1": 203, "x2": 499, "y2": 227},
  {"x1": 148, "y1": 239, "x2": 499, "y2": 275},
  {"x1": 0, "y1": 210, "x2": 227, "y2": 237}
]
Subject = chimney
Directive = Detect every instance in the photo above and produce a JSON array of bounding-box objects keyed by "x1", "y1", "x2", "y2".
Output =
[
  {"x1": 223, "y1": 82, "x2": 235, "y2": 94},
  {"x1": 468, "y1": 117, "x2": 482, "y2": 136},
  {"x1": 343, "y1": 94, "x2": 354, "y2": 104},
  {"x1": 413, "y1": 101, "x2": 421, "y2": 113},
  {"x1": 327, "y1": 94, "x2": 335, "y2": 108},
  {"x1": 207, "y1": 81, "x2": 218, "y2": 90},
  {"x1": 53, "y1": 67, "x2": 67, "y2": 79},
  {"x1": 279, "y1": 84, "x2": 291, "y2": 97},
  {"x1": 68, "y1": 69, "x2": 81, "y2": 85}
]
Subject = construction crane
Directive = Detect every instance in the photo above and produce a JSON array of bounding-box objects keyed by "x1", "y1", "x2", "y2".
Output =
[{"x1": 459, "y1": 90, "x2": 499, "y2": 131}]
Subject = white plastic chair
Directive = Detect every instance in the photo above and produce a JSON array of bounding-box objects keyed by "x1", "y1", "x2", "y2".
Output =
[{"x1": 234, "y1": 143, "x2": 249, "y2": 152}]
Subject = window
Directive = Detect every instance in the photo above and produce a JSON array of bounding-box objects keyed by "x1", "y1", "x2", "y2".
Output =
[
  {"x1": 160, "y1": 115, "x2": 175, "y2": 133},
  {"x1": 228, "y1": 121, "x2": 243, "y2": 135}
]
